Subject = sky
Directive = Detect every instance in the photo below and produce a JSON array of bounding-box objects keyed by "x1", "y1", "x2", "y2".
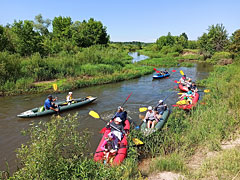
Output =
[{"x1": 0, "y1": 0, "x2": 239, "y2": 42}]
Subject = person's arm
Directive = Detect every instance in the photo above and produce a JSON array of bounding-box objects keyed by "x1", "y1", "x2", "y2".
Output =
[
  {"x1": 50, "y1": 107, "x2": 58, "y2": 112},
  {"x1": 100, "y1": 140, "x2": 108, "y2": 151}
]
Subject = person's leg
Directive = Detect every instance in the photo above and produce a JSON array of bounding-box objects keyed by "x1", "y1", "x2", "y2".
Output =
[
  {"x1": 147, "y1": 120, "x2": 150, "y2": 128},
  {"x1": 152, "y1": 121, "x2": 156, "y2": 128}
]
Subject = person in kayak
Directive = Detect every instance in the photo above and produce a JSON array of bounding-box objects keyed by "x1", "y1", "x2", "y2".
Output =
[
  {"x1": 100, "y1": 133, "x2": 117, "y2": 164},
  {"x1": 143, "y1": 106, "x2": 158, "y2": 129},
  {"x1": 107, "y1": 117, "x2": 126, "y2": 152},
  {"x1": 179, "y1": 75, "x2": 186, "y2": 84},
  {"x1": 154, "y1": 100, "x2": 167, "y2": 119},
  {"x1": 66, "y1": 92, "x2": 74, "y2": 105},
  {"x1": 112, "y1": 106, "x2": 127, "y2": 124},
  {"x1": 163, "y1": 69, "x2": 168, "y2": 74},
  {"x1": 44, "y1": 95, "x2": 59, "y2": 113},
  {"x1": 190, "y1": 82, "x2": 198, "y2": 92}
]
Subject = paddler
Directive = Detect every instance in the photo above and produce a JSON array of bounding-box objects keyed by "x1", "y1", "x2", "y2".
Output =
[
  {"x1": 143, "y1": 106, "x2": 158, "y2": 129},
  {"x1": 44, "y1": 95, "x2": 59, "y2": 113},
  {"x1": 66, "y1": 92, "x2": 74, "y2": 105},
  {"x1": 107, "y1": 117, "x2": 126, "y2": 153},
  {"x1": 112, "y1": 106, "x2": 127, "y2": 124}
]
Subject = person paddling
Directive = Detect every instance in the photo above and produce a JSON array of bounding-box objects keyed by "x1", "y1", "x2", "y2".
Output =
[
  {"x1": 155, "y1": 100, "x2": 167, "y2": 119},
  {"x1": 143, "y1": 106, "x2": 158, "y2": 129},
  {"x1": 112, "y1": 106, "x2": 127, "y2": 125},
  {"x1": 44, "y1": 95, "x2": 59, "y2": 114},
  {"x1": 66, "y1": 92, "x2": 74, "y2": 105},
  {"x1": 107, "y1": 117, "x2": 126, "y2": 153}
]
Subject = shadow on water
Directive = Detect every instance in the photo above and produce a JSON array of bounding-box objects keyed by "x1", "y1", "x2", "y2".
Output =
[{"x1": 0, "y1": 53, "x2": 213, "y2": 173}]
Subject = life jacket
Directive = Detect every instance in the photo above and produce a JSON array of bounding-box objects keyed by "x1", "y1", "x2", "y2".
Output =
[{"x1": 66, "y1": 95, "x2": 73, "y2": 101}]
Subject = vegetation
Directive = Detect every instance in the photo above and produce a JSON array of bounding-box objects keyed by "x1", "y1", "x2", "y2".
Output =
[
  {"x1": 5, "y1": 114, "x2": 142, "y2": 180},
  {"x1": 5, "y1": 61, "x2": 240, "y2": 179},
  {"x1": 134, "y1": 61, "x2": 240, "y2": 177}
]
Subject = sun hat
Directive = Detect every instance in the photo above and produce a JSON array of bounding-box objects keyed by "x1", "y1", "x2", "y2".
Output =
[
  {"x1": 148, "y1": 106, "x2": 153, "y2": 111},
  {"x1": 159, "y1": 100, "x2": 163, "y2": 104},
  {"x1": 69, "y1": 92, "x2": 72, "y2": 95},
  {"x1": 115, "y1": 117, "x2": 122, "y2": 122}
]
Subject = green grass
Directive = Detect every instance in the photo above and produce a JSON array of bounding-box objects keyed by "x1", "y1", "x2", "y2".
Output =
[
  {"x1": 191, "y1": 148, "x2": 240, "y2": 179},
  {"x1": 137, "y1": 56, "x2": 194, "y2": 67},
  {"x1": 132, "y1": 61, "x2": 240, "y2": 177}
]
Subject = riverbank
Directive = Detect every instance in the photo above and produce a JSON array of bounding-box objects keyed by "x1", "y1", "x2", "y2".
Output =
[
  {"x1": 137, "y1": 60, "x2": 240, "y2": 179},
  {"x1": 137, "y1": 49, "x2": 204, "y2": 68},
  {"x1": 1, "y1": 64, "x2": 154, "y2": 96},
  {"x1": 4, "y1": 60, "x2": 240, "y2": 179},
  {"x1": 0, "y1": 48, "x2": 197, "y2": 96}
]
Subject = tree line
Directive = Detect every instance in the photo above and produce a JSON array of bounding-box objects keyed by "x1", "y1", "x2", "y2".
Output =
[
  {"x1": 147, "y1": 24, "x2": 240, "y2": 59},
  {"x1": 0, "y1": 14, "x2": 109, "y2": 56}
]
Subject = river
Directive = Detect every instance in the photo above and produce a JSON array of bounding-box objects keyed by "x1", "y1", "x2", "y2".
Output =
[{"x1": 0, "y1": 52, "x2": 213, "y2": 173}]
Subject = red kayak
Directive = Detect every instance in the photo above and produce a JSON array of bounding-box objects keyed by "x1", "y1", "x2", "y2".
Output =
[
  {"x1": 94, "y1": 120, "x2": 130, "y2": 165},
  {"x1": 178, "y1": 83, "x2": 188, "y2": 92},
  {"x1": 174, "y1": 93, "x2": 199, "y2": 110}
]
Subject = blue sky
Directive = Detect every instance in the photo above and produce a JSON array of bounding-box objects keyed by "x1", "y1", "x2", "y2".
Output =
[{"x1": 0, "y1": 0, "x2": 239, "y2": 42}]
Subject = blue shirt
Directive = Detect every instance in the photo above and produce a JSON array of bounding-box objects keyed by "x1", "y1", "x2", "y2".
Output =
[
  {"x1": 44, "y1": 99, "x2": 52, "y2": 110},
  {"x1": 115, "y1": 111, "x2": 127, "y2": 122}
]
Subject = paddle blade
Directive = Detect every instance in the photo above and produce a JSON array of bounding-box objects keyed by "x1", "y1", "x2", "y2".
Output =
[
  {"x1": 204, "y1": 89, "x2": 210, "y2": 93},
  {"x1": 99, "y1": 127, "x2": 107, "y2": 134},
  {"x1": 174, "y1": 80, "x2": 180, "y2": 84},
  {"x1": 178, "y1": 93, "x2": 184, "y2": 95},
  {"x1": 132, "y1": 138, "x2": 144, "y2": 145},
  {"x1": 153, "y1": 68, "x2": 157, "y2": 71},
  {"x1": 156, "y1": 71, "x2": 160, "y2": 73},
  {"x1": 53, "y1": 84, "x2": 58, "y2": 91},
  {"x1": 172, "y1": 70, "x2": 176, "y2": 72},
  {"x1": 89, "y1": 110, "x2": 100, "y2": 119},
  {"x1": 180, "y1": 70, "x2": 184, "y2": 76},
  {"x1": 139, "y1": 107, "x2": 148, "y2": 112}
]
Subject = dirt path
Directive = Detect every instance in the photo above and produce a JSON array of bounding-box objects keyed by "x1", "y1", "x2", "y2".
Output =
[
  {"x1": 144, "y1": 136, "x2": 240, "y2": 180},
  {"x1": 187, "y1": 136, "x2": 240, "y2": 170}
]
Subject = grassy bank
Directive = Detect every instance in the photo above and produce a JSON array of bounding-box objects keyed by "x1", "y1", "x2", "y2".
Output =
[
  {"x1": 3, "y1": 60, "x2": 240, "y2": 179},
  {"x1": 136, "y1": 60, "x2": 240, "y2": 178},
  {"x1": 137, "y1": 49, "x2": 204, "y2": 68},
  {"x1": 0, "y1": 46, "x2": 154, "y2": 96}
]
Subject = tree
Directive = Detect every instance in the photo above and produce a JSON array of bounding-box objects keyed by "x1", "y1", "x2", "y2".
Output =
[
  {"x1": 156, "y1": 32, "x2": 176, "y2": 50},
  {"x1": 198, "y1": 24, "x2": 228, "y2": 55},
  {"x1": 72, "y1": 18, "x2": 109, "y2": 47},
  {"x1": 229, "y1": 29, "x2": 240, "y2": 56},
  {"x1": 33, "y1": 14, "x2": 51, "y2": 36},
  {"x1": 52, "y1": 16, "x2": 72, "y2": 39},
  {"x1": 11, "y1": 20, "x2": 43, "y2": 56}
]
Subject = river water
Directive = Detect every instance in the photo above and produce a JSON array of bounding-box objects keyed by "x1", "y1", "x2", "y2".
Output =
[{"x1": 0, "y1": 52, "x2": 213, "y2": 173}]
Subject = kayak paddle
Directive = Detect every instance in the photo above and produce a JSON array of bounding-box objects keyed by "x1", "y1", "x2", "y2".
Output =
[
  {"x1": 89, "y1": 110, "x2": 122, "y2": 133},
  {"x1": 100, "y1": 92, "x2": 133, "y2": 134},
  {"x1": 174, "y1": 80, "x2": 180, "y2": 83},
  {"x1": 180, "y1": 70, "x2": 184, "y2": 76},
  {"x1": 172, "y1": 70, "x2": 176, "y2": 72},
  {"x1": 95, "y1": 138, "x2": 144, "y2": 153}
]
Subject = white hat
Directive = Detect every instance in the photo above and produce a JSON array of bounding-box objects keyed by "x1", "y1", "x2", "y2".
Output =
[
  {"x1": 148, "y1": 106, "x2": 153, "y2": 111},
  {"x1": 115, "y1": 117, "x2": 122, "y2": 122},
  {"x1": 159, "y1": 100, "x2": 163, "y2": 103},
  {"x1": 69, "y1": 92, "x2": 72, "y2": 95}
]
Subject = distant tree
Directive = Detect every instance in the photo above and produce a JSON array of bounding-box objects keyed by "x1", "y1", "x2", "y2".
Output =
[
  {"x1": 0, "y1": 25, "x2": 8, "y2": 51},
  {"x1": 187, "y1": 40, "x2": 198, "y2": 49},
  {"x1": 33, "y1": 14, "x2": 51, "y2": 36},
  {"x1": 156, "y1": 32, "x2": 176, "y2": 50},
  {"x1": 229, "y1": 29, "x2": 240, "y2": 56},
  {"x1": 52, "y1": 16, "x2": 72, "y2": 39},
  {"x1": 199, "y1": 24, "x2": 228, "y2": 55},
  {"x1": 180, "y1": 32, "x2": 188, "y2": 41},
  {"x1": 72, "y1": 18, "x2": 109, "y2": 47},
  {"x1": 11, "y1": 20, "x2": 43, "y2": 56}
]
